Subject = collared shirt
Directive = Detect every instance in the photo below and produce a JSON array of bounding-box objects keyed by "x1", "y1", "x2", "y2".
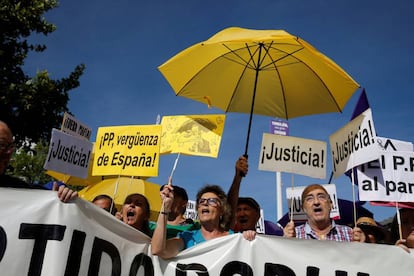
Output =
[{"x1": 295, "y1": 220, "x2": 352, "y2": 242}]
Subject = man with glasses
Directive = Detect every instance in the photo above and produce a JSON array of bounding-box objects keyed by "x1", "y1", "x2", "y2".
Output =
[
  {"x1": 283, "y1": 184, "x2": 365, "y2": 242},
  {"x1": 0, "y1": 120, "x2": 78, "y2": 202},
  {"x1": 0, "y1": 120, "x2": 31, "y2": 188}
]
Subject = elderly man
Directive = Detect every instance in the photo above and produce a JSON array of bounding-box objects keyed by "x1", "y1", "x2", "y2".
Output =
[
  {"x1": 283, "y1": 184, "x2": 365, "y2": 242},
  {"x1": 234, "y1": 197, "x2": 261, "y2": 232},
  {"x1": 0, "y1": 120, "x2": 77, "y2": 202}
]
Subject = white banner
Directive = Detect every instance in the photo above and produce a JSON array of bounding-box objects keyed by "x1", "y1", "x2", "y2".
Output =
[
  {"x1": 286, "y1": 184, "x2": 340, "y2": 221},
  {"x1": 44, "y1": 128, "x2": 93, "y2": 179},
  {"x1": 329, "y1": 108, "x2": 379, "y2": 178},
  {"x1": 259, "y1": 133, "x2": 327, "y2": 179},
  {"x1": 1, "y1": 188, "x2": 413, "y2": 275}
]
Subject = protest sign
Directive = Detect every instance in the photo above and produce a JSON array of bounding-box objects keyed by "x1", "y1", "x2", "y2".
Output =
[
  {"x1": 358, "y1": 137, "x2": 413, "y2": 202},
  {"x1": 329, "y1": 108, "x2": 379, "y2": 178},
  {"x1": 44, "y1": 128, "x2": 93, "y2": 179},
  {"x1": 286, "y1": 184, "x2": 340, "y2": 221},
  {"x1": 269, "y1": 119, "x2": 289, "y2": 136},
  {"x1": 259, "y1": 133, "x2": 326, "y2": 179},
  {"x1": 160, "y1": 114, "x2": 225, "y2": 158},
  {"x1": 93, "y1": 125, "x2": 161, "y2": 177},
  {"x1": 61, "y1": 112, "x2": 92, "y2": 140},
  {"x1": 359, "y1": 149, "x2": 414, "y2": 202},
  {"x1": 1, "y1": 188, "x2": 413, "y2": 276}
]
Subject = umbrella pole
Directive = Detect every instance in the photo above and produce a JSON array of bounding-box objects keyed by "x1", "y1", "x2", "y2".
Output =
[{"x1": 244, "y1": 43, "x2": 263, "y2": 157}]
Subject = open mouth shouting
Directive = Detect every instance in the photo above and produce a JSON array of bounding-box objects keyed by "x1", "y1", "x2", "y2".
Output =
[{"x1": 125, "y1": 208, "x2": 137, "y2": 224}]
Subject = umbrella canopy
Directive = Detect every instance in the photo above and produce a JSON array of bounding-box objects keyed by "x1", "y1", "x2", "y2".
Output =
[
  {"x1": 46, "y1": 169, "x2": 102, "y2": 186},
  {"x1": 46, "y1": 152, "x2": 102, "y2": 186},
  {"x1": 78, "y1": 177, "x2": 162, "y2": 221},
  {"x1": 159, "y1": 27, "x2": 360, "y2": 155}
]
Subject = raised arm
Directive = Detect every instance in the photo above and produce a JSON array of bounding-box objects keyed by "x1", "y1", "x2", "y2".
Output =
[
  {"x1": 151, "y1": 184, "x2": 185, "y2": 259},
  {"x1": 227, "y1": 156, "x2": 248, "y2": 229}
]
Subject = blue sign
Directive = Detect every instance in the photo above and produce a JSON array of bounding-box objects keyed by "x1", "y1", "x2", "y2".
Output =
[{"x1": 269, "y1": 119, "x2": 289, "y2": 136}]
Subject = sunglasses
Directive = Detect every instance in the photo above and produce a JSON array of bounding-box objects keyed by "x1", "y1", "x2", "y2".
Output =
[{"x1": 198, "y1": 197, "x2": 220, "y2": 207}]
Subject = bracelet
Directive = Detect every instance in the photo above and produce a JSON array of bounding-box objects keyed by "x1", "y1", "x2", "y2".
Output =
[{"x1": 160, "y1": 211, "x2": 170, "y2": 215}]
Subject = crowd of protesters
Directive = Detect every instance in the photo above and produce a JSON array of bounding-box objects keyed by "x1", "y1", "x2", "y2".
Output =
[{"x1": 1, "y1": 119, "x2": 413, "y2": 257}]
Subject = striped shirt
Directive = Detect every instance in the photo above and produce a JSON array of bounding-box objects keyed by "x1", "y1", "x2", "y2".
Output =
[{"x1": 295, "y1": 221, "x2": 353, "y2": 242}]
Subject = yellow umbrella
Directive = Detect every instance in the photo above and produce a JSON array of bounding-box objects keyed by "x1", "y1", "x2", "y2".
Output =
[
  {"x1": 46, "y1": 169, "x2": 102, "y2": 186},
  {"x1": 159, "y1": 27, "x2": 360, "y2": 156},
  {"x1": 78, "y1": 176, "x2": 162, "y2": 221},
  {"x1": 46, "y1": 149, "x2": 101, "y2": 186}
]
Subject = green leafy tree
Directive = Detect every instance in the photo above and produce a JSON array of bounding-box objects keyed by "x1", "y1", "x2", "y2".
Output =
[
  {"x1": 0, "y1": 0, "x2": 86, "y2": 147},
  {"x1": 1, "y1": 0, "x2": 86, "y2": 182},
  {"x1": 8, "y1": 140, "x2": 53, "y2": 185}
]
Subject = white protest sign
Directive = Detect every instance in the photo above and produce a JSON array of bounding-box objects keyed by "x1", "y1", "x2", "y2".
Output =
[
  {"x1": 286, "y1": 184, "x2": 340, "y2": 221},
  {"x1": 256, "y1": 209, "x2": 265, "y2": 234},
  {"x1": 258, "y1": 133, "x2": 327, "y2": 179},
  {"x1": 359, "y1": 150, "x2": 414, "y2": 202},
  {"x1": 61, "y1": 112, "x2": 92, "y2": 140},
  {"x1": 1, "y1": 188, "x2": 414, "y2": 275},
  {"x1": 358, "y1": 137, "x2": 414, "y2": 202},
  {"x1": 185, "y1": 199, "x2": 198, "y2": 221},
  {"x1": 44, "y1": 128, "x2": 93, "y2": 179},
  {"x1": 329, "y1": 108, "x2": 379, "y2": 178}
]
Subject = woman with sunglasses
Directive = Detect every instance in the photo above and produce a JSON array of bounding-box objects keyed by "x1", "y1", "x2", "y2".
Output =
[{"x1": 152, "y1": 184, "x2": 256, "y2": 259}]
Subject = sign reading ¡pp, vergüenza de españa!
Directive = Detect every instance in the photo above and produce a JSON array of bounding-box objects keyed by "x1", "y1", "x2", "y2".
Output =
[
  {"x1": 258, "y1": 133, "x2": 327, "y2": 179},
  {"x1": 44, "y1": 129, "x2": 93, "y2": 179},
  {"x1": 329, "y1": 108, "x2": 379, "y2": 178},
  {"x1": 93, "y1": 125, "x2": 161, "y2": 177}
]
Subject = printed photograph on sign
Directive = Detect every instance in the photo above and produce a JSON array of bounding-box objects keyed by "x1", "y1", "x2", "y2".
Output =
[{"x1": 160, "y1": 114, "x2": 225, "y2": 158}]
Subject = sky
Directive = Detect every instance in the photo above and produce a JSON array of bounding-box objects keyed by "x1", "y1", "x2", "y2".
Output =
[{"x1": 24, "y1": 0, "x2": 414, "y2": 223}]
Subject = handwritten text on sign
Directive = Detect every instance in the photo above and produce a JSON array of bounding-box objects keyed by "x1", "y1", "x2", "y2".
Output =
[
  {"x1": 93, "y1": 125, "x2": 161, "y2": 177},
  {"x1": 259, "y1": 133, "x2": 326, "y2": 179},
  {"x1": 329, "y1": 108, "x2": 379, "y2": 178},
  {"x1": 61, "y1": 112, "x2": 92, "y2": 140}
]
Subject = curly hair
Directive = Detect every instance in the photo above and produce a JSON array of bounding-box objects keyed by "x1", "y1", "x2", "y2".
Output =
[{"x1": 196, "y1": 184, "x2": 232, "y2": 231}]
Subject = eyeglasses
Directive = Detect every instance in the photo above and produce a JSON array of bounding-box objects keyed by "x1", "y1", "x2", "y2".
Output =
[
  {"x1": 304, "y1": 193, "x2": 329, "y2": 203},
  {"x1": 0, "y1": 142, "x2": 15, "y2": 153},
  {"x1": 198, "y1": 197, "x2": 220, "y2": 207}
]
